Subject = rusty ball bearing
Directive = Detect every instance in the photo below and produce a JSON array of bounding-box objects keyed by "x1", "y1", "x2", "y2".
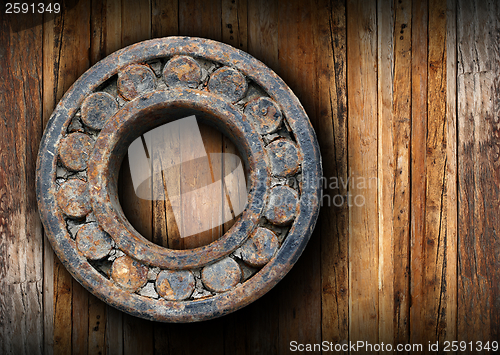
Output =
[{"x1": 36, "y1": 37, "x2": 322, "y2": 322}]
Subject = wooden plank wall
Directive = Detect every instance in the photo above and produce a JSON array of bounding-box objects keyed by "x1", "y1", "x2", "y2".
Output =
[{"x1": 1, "y1": 0, "x2": 499, "y2": 354}]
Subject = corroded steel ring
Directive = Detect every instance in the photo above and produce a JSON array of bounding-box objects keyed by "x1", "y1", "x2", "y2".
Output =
[
  {"x1": 36, "y1": 37, "x2": 322, "y2": 322},
  {"x1": 89, "y1": 89, "x2": 269, "y2": 269}
]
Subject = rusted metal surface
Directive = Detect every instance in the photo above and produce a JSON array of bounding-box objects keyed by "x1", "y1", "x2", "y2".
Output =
[
  {"x1": 156, "y1": 270, "x2": 195, "y2": 301},
  {"x1": 36, "y1": 37, "x2": 322, "y2": 323},
  {"x1": 58, "y1": 132, "x2": 94, "y2": 171},
  {"x1": 163, "y1": 55, "x2": 202, "y2": 88},
  {"x1": 81, "y1": 92, "x2": 119, "y2": 130},
  {"x1": 56, "y1": 179, "x2": 92, "y2": 219},
  {"x1": 76, "y1": 223, "x2": 113, "y2": 260},
  {"x1": 264, "y1": 186, "x2": 299, "y2": 226},
  {"x1": 244, "y1": 97, "x2": 283, "y2": 134},
  {"x1": 266, "y1": 138, "x2": 301, "y2": 177},
  {"x1": 111, "y1": 256, "x2": 148, "y2": 291},
  {"x1": 201, "y1": 258, "x2": 242, "y2": 293},
  {"x1": 208, "y1": 67, "x2": 248, "y2": 103},
  {"x1": 88, "y1": 88, "x2": 269, "y2": 270},
  {"x1": 118, "y1": 64, "x2": 156, "y2": 100},
  {"x1": 240, "y1": 227, "x2": 279, "y2": 268}
]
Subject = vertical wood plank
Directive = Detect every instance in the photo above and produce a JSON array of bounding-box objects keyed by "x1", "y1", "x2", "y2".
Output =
[
  {"x1": 445, "y1": 0, "x2": 458, "y2": 345},
  {"x1": 88, "y1": 295, "x2": 106, "y2": 355},
  {"x1": 151, "y1": 134, "x2": 169, "y2": 248},
  {"x1": 179, "y1": 0, "x2": 222, "y2": 39},
  {"x1": 377, "y1": 0, "x2": 412, "y2": 347},
  {"x1": 152, "y1": 0, "x2": 179, "y2": 38},
  {"x1": 247, "y1": 0, "x2": 278, "y2": 72},
  {"x1": 180, "y1": 124, "x2": 225, "y2": 249},
  {"x1": 346, "y1": 0, "x2": 379, "y2": 349},
  {"x1": 91, "y1": 0, "x2": 123, "y2": 64},
  {"x1": 223, "y1": 290, "x2": 280, "y2": 355},
  {"x1": 314, "y1": 0, "x2": 349, "y2": 349},
  {"x1": 277, "y1": 0, "x2": 322, "y2": 352},
  {"x1": 222, "y1": 0, "x2": 248, "y2": 51},
  {"x1": 457, "y1": 0, "x2": 500, "y2": 346},
  {"x1": 167, "y1": 0, "x2": 224, "y2": 251},
  {"x1": 221, "y1": 0, "x2": 248, "y2": 236},
  {"x1": 391, "y1": 0, "x2": 412, "y2": 345},
  {"x1": 72, "y1": 281, "x2": 89, "y2": 355},
  {"x1": 409, "y1": 0, "x2": 428, "y2": 346},
  {"x1": 426, "y1": 2, "x2": 450, "y2": 343},
  {"x1": 121, "y1": 0, "x2": 151, "y2": 46},
  {"x1": 123, "y1": 316, "x2": 154, "y2": 355},
  {"x1": 0, "y1": 12, "x2": 44, "y2": 355},
  {"x1": 166, "y1": 0, "x2": 225, "y2": 349},
  {"x1": 377, "y1": 0, "x2": 395, "y2": 347},
  {"x1": 411, "y1": 0, "x2": 453, "y2": 349},
  {"x1": 106, "y1": 306, "x2": 123, "y2": 355},
  {"x1": 42, "y1": 9, "x2": 56, "y2": 351},
  {"x1": 43, "y1": 1, "x2": 91, "y2": 354},
  {"x1": 119, "y1": 0, "x2": 153, "y2": 244},
  {"x1": 90, "y1": 2, "x2": 125, "y2": 353},
  {"x1": 150, "y1": 0, "x2": 180, "y2": 253}
]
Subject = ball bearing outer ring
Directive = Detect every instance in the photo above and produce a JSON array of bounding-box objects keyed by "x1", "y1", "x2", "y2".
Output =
[{"x1": 36, "y1": 37, "x2": 322, "y2": 322}]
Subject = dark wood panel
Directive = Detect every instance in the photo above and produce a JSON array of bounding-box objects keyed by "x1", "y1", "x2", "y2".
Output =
[
  {"x1": 457, "y1": 0, "x2": 500, "y2": 346},
  {"x1": 276, "y1": 0, "x2": 322, "y2": 352},
  {"x1": 314, "y1": 0, "x2": 349, "y2": 349},
  {"x1": 0, "y1": 11, "x2": 44, "y2": 355}
]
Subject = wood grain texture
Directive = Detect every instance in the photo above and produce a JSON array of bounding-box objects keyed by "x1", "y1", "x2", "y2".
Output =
[
  {"x1": 152, "y1": 0, "x2": 178, "y2": 38},
  {"x1": 411, "y1": 0, "x2": 454, "y2": 350},
  {"x1": 121, "y1": 0, "x2": 151, "y2": 46},
  {"x1": 72, "y1": 281, "x2": 89, "y2": 355},
  {"x1": 445, "y1": 0, "x2": 458, "y2": 346},
  {"x1": 222, "y1": 0, "x2": 247, "y2": 51},
  {"x1": 409, "y1": 0, "x2": 429, "y2": 347},
  {"x1": 0, "y1": 12, "x2": 44, "y2": 355},
  {"x1": 457, "y1": 0, "x2": 500, "y2": 346},
  {"x1": 377, "y1": 0, "x2": 412, "y2": 347},
  {"x1": 88, "y1": 295, "x2": 106, "y2": 355},
  {"x1": 347, "y1": 0, "x2": 379, "y2": 349},
  {"x1": 247, "y1": 0, "x2": 278, "y2": 72},
  {"x1": 377, "y1": 0, "x2": 395, "y2": 346},
  {"x1": 391, "y1": 0, "x2": 412, "y2": 345},
  {"x1": 314, "y1": 0, "x2": 349, "y2": 349}
]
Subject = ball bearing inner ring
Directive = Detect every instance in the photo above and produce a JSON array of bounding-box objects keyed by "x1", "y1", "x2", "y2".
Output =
[{"x1": 88, "y1": 88, "x2": 270, "y2": 270}]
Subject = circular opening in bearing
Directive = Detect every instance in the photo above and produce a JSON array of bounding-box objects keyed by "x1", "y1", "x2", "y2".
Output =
[{"x1": 118, "y1": 113, "x2": 248, "y2": 250}]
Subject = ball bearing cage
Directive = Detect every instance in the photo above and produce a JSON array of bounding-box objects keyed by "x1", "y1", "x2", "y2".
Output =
[{"x1": 36, "y1": 37, "x2": 322, "y2": 322}]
